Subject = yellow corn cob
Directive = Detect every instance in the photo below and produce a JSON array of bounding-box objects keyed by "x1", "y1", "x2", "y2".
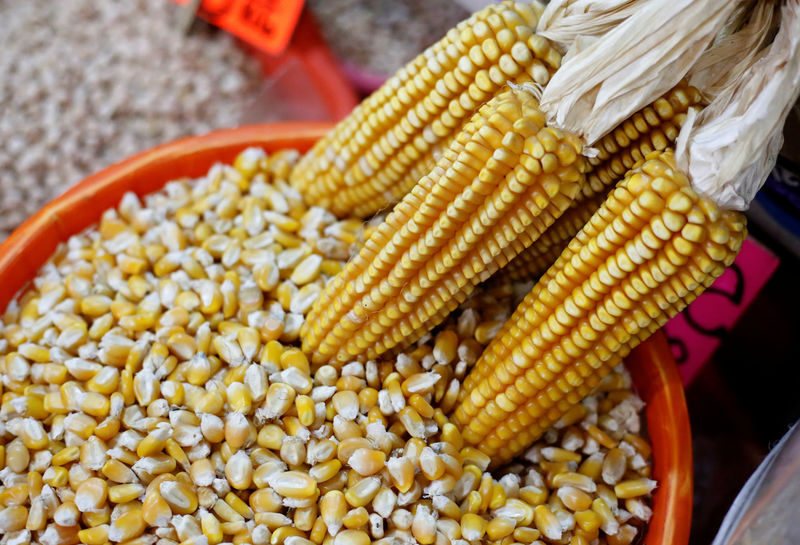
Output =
[
  {"x1": 302, "y1": 86, "x2": 585, "y2": 365},
  {"x1": 495, "y1": 193, "x2": 606, "y2": 282},
  {"x1": 291, "y1": 1, "x2": 561, "y2": 218},
  {"x1": 303, "y1": 81, "x2": 702, "y2": 365},
  {"x1": 454, "y1": 150, "x2": 745, "y2": 464},
  {"x1": 495, "y1": 83, "x2": 702, "y2": 283},
  {"x1": 580, "y1": 83, "x2": 703, "y2": 201}
]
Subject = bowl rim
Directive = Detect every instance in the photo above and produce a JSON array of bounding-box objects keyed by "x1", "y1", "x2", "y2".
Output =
[{"x1": 0, "y1": 121, "x2": 692, "y2": 545}]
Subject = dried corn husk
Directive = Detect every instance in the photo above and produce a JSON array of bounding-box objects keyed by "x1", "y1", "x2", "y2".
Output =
[
  {"x1": 689, "y1": 0, "x2": 777, "y2": 101},
  {"x1": 537, "y1": 0, "x2": 647, "y2": 48},
  {"x1": 539, "y1": 0, "x2": 737, "y2": 145},
  {"x1": 677, "y1": 0, "x2": 800, "y2": 211},
  {"x1": 715, "y1": 0, "x2": 768, "y2": 44}
]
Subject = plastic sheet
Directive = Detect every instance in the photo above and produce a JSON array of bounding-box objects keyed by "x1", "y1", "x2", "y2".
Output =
[{"x1": 713, "y1": 421, "x2": 800, "y2": 545}]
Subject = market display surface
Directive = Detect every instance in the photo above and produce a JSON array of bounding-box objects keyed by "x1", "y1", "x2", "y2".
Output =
[{"x1": 2, "y1": 0, "x2": 799, "y2": 544}]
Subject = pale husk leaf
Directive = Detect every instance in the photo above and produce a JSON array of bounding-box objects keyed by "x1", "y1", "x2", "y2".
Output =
[
  {"x1": 715, "y1": 0, "x2": 763, "y2": 44},
  {"x1": 537, "y1": 0, "x2": 647, "y2": 48},
  {"x1": 539, "y1": 0, "x2": 737, "y2": 146},
  {"x1": 677, "y1": 0, "x2": 800, "y2": 211},
  {"x1": 689, "y1": 0, "x2": 777, "y2": 101}
]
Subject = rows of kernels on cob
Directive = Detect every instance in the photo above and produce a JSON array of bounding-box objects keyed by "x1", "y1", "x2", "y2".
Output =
[
  {"x1": 455, "y1": 150, "x2": 745, "y2": 463},
  {"x1": 493, "y1": 80, "x2": 702, "y2": 285},
  {"x1": 300, "y1": 79, "x2": 702, "y2": 367},
  {"x1": 0, "y1": 149, "x2": 656, "y2": 545},
  {"x1": 452, "y1": 0, "x2": 799, "y2": 463},
  {"x1": 296, "y1": 0, "x2": 784, "y2": 467},
  {"x1": 291, "y1": 1, "x2": 560, "y2": 219},
  {"x1": 301, "y1": 86, "x2": 584, "y2": 366},
  {"x1": 494, "y1": 193, "x2": 607, "y2": 284}
]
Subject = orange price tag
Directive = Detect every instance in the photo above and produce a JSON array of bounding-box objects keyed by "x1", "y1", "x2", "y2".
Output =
[{"x1": 177, "y1": 0, "x2": 305, "y2": 55}]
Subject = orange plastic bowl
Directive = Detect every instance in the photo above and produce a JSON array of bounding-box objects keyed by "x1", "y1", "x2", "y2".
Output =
[{"x1": 0, "y1": 123, "x2": 692, "y2": 545}]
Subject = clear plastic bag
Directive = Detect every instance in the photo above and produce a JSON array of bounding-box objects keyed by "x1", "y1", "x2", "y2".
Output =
[{"x1": 713, "y1": 421, "x2": 800, "y2": 545}]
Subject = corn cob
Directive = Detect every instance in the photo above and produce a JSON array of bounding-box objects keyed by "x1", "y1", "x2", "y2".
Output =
[
  {"x1": 454, "y1": 150, "x2": 745, "y2": 463},
  {"x1": 298, "y1": 0, "x2": 719, "y2": 365},
  {"x1": 290, "y1": 1, "x2": 561, "y2": 218},
  {"x1": 455, "y1": 0, "x2": 785, "y2": 464},
  {"x1": 579, "y1": 82, "x2": 702, "y2": 201},
  {"x1": 301, "y1": 86, "x2": 585, "y2": 365},
  {"x1": 303, "y1": 80, "x2": 702, "y2": 365},
  {"x1": 496, "y1": 193, "x2": 606, "y2": 282},
  {"x1": 495, "y1": 82, "x2": 702, "y2": 282}
]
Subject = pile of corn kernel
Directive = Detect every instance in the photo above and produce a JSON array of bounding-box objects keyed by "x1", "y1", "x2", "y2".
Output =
[{"x1": 0, "y1": 149, "x2": 655, "y2": 545}]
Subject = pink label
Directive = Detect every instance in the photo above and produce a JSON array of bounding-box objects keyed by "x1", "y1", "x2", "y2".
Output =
[{"x1": 663, "y1": 237, "x2": 779, "y2": 385}]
